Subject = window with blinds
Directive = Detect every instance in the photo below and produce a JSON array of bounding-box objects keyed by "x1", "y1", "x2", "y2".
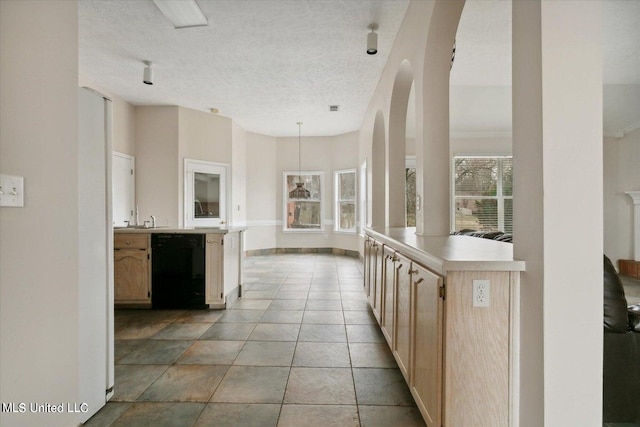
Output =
[
  {"x1": 334, "y1": 169, "x2": 357, "y2": 233},
  {"x1": 452, "y1": 156, "x2": 513, "y2": 234}
]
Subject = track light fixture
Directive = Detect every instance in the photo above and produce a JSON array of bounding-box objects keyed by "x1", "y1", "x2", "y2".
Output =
[
  {"x1": 143, "y1": 61, "x2": 154, "y2": 85},
  {"x1": 367, "y1": 23, "x2": 378, "y2": 55}
]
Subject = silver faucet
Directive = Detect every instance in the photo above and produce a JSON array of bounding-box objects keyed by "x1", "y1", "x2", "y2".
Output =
[{"x1": 150, "y1": 215, "x2": 156, "y2": 228}]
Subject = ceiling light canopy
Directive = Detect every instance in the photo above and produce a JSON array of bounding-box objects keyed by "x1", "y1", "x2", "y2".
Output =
[
  {"x1": 152, "y1": 0, "x2": 208, "y2": 29},
  {"x1": 367, "y1": 23, "x2": 378, "y2": 55},
  {"x1": 143, "y1": 60, "x2": 154, "y2": 85}
]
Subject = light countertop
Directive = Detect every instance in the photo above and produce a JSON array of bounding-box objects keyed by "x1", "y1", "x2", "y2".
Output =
[
  {"x1": 366, "y1": 227, "x2": 525, "y2": 275},
  {"x1": 114, "y1": 226, "x2": 246, "y2": 234}
]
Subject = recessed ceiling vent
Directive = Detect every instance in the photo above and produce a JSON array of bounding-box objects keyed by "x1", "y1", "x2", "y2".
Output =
[{"x1": 329, "y1": 105, "x2": 339, "y2": 112}]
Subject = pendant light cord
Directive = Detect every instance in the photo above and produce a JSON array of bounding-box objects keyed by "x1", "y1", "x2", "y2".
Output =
[{"x1": 297, "y1": 122, "x2": 302, "y2": 183}]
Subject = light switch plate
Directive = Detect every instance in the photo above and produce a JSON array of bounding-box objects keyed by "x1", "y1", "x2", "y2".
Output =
[{"x1": 0, "y1": 174, "x2": 25, "y2": 207}]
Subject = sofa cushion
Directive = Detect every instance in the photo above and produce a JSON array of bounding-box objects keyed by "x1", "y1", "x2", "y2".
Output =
[
  {"x1": 604, "y1": 255, "x2": 630, "y2": 333},
  {"x1": 629, "y1": 305, "x2": 640, "y2": 333}
]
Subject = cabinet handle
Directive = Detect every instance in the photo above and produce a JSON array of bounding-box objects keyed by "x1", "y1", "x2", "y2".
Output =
[
  {"x1": 207, "y1": 240, "x2": 212, "y2": 243},
  {"x1": 126, "y1": 241, "x2": 131, "y2": 245},
  {"x1": 408, "y1": 268, "x2": 418, "y2": 275},
  {"x1": 415, "y1": 278, "x2": 424, "y2": 285}
]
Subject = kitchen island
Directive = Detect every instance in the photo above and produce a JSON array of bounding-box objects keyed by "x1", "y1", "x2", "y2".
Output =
[
  {"x1": 114, "y1": 227, "x2": 245, "y2": 309},
  {"x1": 364, "y1": 227, "x2": 524, "y2": 427}
]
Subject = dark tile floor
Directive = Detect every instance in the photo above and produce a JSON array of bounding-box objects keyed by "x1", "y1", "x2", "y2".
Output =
[{"x1": 84, "y1": 253, "x2": 425, "y2": 427}]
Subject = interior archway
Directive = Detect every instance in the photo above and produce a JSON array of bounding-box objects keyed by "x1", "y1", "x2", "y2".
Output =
[
  {"x1": 370, "y1": 110, "x2": 386, "y2": 227},
  {"x1": 388, "y1": 60, "x2": 415, "y2": 227},
  {"x1": 417, "y1": 0, "x2": 464, "y2": 236}
]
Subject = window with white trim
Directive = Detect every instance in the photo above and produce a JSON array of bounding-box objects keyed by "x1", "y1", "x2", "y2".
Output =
[
  {"x1": 334, "y1": 169, "x2": 356, "y2": 233},
  {"x1": 283, "y1": 171, "x2": 323, "y2": 231},
  {"x1": 452, "y1": 156, "x2": 513, "y2": 234}
]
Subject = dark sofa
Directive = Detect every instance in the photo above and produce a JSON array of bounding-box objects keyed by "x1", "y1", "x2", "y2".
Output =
[
  {"x1": 451, "y1": 228, "x2": 513, "y2": 243},
  {"x1": 603, "y1": 254, "x2": 640, "y2": 423}
]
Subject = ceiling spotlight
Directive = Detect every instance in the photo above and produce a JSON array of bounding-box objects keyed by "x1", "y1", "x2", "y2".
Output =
[
  {"x1": 209, "y1": 108, "x2": 219, "y2": 114},
  {"x1": 367, "y1": 23, "x2": 378, "y2": 55},
  {"x1": 143, "y1": 61, "x2": 154, "y2": 85}
]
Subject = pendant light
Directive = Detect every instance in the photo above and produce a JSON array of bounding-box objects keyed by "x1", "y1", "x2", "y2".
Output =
[{"x1": 288, "y1": 122, "x2": 311, "y2": 199}]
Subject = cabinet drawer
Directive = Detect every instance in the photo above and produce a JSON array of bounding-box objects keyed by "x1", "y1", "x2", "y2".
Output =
[{"x1": 115, "y1": 234, "x2": 149, "y2": 250}]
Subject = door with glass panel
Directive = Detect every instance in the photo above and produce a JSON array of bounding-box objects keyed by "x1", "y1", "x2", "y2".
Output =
[{"x1": 184, "y1": 159, "x2": 227, "y2": 227}]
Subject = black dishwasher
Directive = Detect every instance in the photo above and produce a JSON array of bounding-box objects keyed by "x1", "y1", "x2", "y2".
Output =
[{"x1": 151, "y1": 234, "x2": 207, "y2": 309}]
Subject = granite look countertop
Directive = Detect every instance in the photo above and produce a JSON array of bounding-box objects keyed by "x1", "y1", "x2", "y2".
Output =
[{"x1": 366, "y1": 227, "x2": 525, "y2": 275}]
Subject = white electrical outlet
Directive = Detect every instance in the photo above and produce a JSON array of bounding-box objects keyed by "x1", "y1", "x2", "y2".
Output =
[{"x1": 472, "y1": 279, "x2": 490, "y2": 307}]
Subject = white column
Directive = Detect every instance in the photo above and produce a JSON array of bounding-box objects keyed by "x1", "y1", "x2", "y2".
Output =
[
  {"x1": 626, "y1": 191, "x2": 640, "y2": 261},
  {"x1": 513, "y1": 1, "x2": 603, "y2": 426},
  {"x1": 416, "y1": 0, "x2": 463, "y2": 236}
]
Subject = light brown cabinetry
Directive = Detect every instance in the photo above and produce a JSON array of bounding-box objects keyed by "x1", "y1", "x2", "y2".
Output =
[
  {"x1": 410, "y1": 262, "x2": 444, "y2": 426},
  {"x1": 443, "y1": 270, "x2": 512, "y2": 426},
  {"x1": 381, "y1": 246, "x2": 397, "y2": 344},
  {"x1": 364, "y1": 232, "x2": 519, "y2": 427},
  {"x1": 373, "y1": 241, "x2": 384, "y2": 322},
  {"x1": 363, "y1": 237, "x2": 374, "y2": 298},
  {"x1": 205, "y1": 233, "x2": 224, "y2": 308},
  {"x1": 394, "y1": 253, "x2": 412, "y2": 380},
  {"x1": 114, "y1": 233, "x2": 151, "y2": 305}
]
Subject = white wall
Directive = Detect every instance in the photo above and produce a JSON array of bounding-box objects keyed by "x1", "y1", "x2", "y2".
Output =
[
  {"x1": 0, "y1": 1, "x2": 81, "y2": 426},
  {"x1": 179, "y1": 108, "x2": 232, "y2": 163},
  {"x1": 135, "y1": 106, "x2": 234, "y2": 227},
  {"x1": 450, "y1": 136, "x2": 512, "y2": 157},
  {"x1": 178, "y1": 107, "x2": 233, "y2": 225},
  {"x1": 77, "y1": 80, "x2": 136, "y2": 156},
  {"x1": 135, "y1": 106, "x2": 180, "y2": 226},
  {"x1": 245, "y1": 132, "x2": 278, "y2": 251},
  {"x1": 231, "y1": 121, "x2": 247, "y2": 227},
  {"x1": 604, "y1": 128, "x2": 640, "y2": 264},
  {"x1": 243, "y1": 130, "x2": 360, "y2": 252},
  {"x1": 275, "y1": 132, "x2": 360, "y2": 251}
]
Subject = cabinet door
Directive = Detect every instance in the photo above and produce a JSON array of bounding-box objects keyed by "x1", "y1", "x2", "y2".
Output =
[
  {"x1": 206, "y1": 234, "x2": 224, "y2": 306},
  {"x1": 367, "y1": 240, "x2": 379, "y2": 306},
  {"x1": 411, "y1": 263, "x2": 443, "y2": 426},
  {"x1": 363, "y1": 237, "x2": 372, "y2": 297},
  {"x1": 114, "y1": 249, "x2": 150, "y2": 303},
  {"x1": 372, "y1": 241, "x2": 384, "y2": 323},
  {"x1": 394, "y1": 254, "x2": 412, "y2": 380},
  {"x1": 381, "y1": 246, "x2": 396, "y2": 345}
]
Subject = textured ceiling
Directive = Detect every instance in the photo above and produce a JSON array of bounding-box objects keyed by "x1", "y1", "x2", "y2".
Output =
[
  {"x1": 79, "y1": 0, "x2": 409, "y2": 137},
  {"x1": 79, "y1": 0, "x2": 640, "y2": 138},
  {"x1": 447, "y1": 0, "x2": 640, "y2": 137}
]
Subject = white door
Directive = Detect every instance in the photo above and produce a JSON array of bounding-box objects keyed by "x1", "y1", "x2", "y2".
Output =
[
  {"x1": 185, "y1": 159, "x2": 228, "y2": 227},
  {"x1": 112, "y1": 152, "x2": 135, "y2": 226}
]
